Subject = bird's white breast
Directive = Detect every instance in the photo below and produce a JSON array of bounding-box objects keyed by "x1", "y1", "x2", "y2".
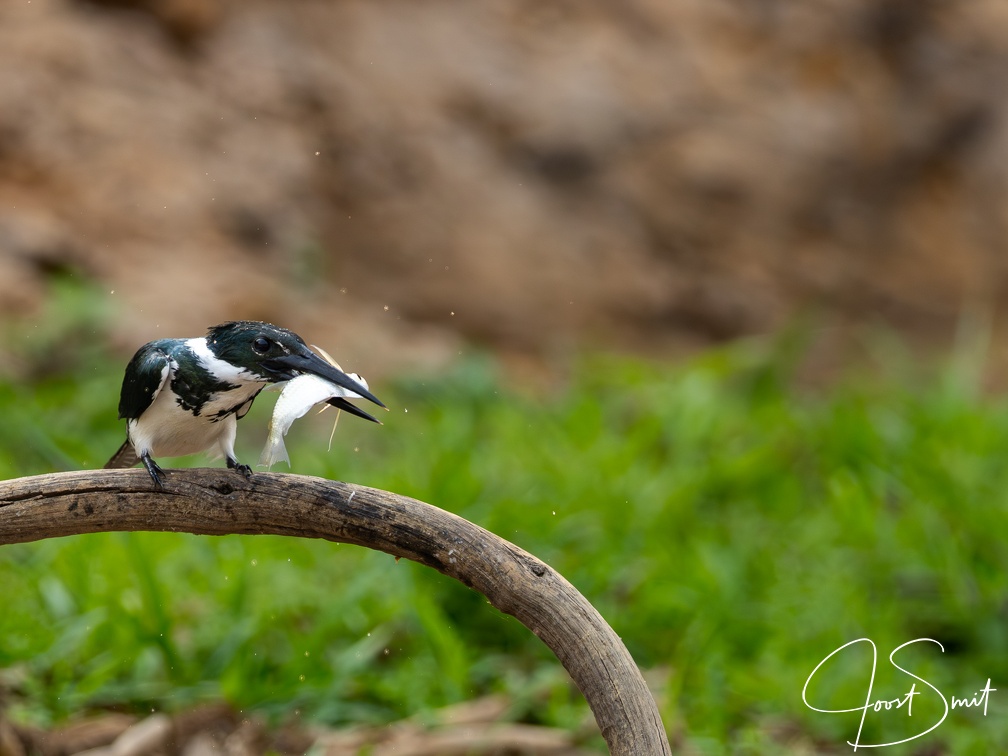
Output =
[{"x1": 128, "y1": 384, "x2": 236, "y2": 459}]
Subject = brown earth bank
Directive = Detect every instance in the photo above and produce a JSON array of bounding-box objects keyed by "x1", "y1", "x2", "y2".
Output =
[{"x1": 2, "y1": 0, "x2": 1008, "y2": 379}]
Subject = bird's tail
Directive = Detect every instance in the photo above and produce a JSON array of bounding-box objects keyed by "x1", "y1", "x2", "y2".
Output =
[{"x1": 105, "y1": 440, "x2": 139, "y2": 469}]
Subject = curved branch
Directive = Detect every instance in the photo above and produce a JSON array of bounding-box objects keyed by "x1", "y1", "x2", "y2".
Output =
[{"x1": 0, "y1": 469, "x2": 671, "y2": 755}]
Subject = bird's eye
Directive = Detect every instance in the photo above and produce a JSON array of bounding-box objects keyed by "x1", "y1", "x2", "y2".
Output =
[{"x1": 252, "y1": 337, "x2": 271, "y2": 354}]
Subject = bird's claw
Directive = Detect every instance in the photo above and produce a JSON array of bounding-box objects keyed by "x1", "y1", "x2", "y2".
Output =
[
  {"x1": 141, "y1": 453, "x2": 166, "y2": 489},
  {"x1": 227, "y1": 457, "x2": 253, "y2": 479}
]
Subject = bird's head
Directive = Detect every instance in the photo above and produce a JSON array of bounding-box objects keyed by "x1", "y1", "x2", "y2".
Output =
[{"x1": 205, "y1": 321, "x2": 385, "y2": 412}]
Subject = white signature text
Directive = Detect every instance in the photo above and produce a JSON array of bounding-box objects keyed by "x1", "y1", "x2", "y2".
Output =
[{"x1": 802, "y1": 638, "x2": 995, "y2": 750}]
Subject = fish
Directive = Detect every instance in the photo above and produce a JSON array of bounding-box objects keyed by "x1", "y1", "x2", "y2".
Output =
[{"x1": 259, "y1": 346, "x2": 370, "y2": 469}]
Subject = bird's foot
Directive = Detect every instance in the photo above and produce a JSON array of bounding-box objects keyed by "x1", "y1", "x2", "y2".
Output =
[
  {"x1": 141, "y1": 453, "x2": 166, "y2": 489},
  {"x1": 227, "y1": 457, "x2": 253, "y2": 479}
]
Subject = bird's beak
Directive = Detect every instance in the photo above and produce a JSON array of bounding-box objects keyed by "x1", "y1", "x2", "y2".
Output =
[
  {"x1": 325, "y1": 396, "x2": 381, "y2": 424},
  {"x1": 261, "y1": 352, "x2": 386, "y2": 411}
]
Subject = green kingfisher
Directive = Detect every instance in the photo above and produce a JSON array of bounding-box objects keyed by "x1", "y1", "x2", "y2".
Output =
[{"x1": 105, "y1": 321, "x2": 385, "y2": 487}]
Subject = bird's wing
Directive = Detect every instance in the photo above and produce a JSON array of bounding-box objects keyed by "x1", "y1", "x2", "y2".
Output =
[
  {"x1": 117, "y1": 343, "x2": 174, "y2": 420},
  {"x1": 104, "y1": 439, "x2": 139, "y2": 469}
]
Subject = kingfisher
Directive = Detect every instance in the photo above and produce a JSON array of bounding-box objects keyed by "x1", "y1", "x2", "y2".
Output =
[{"x1": 105, "y1": 320, "x2": 384, "y2": 487}]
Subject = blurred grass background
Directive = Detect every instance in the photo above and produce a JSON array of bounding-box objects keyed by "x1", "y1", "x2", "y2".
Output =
[{"x1": 1, "y1": 279, "x2": 1007, "y2": 752}]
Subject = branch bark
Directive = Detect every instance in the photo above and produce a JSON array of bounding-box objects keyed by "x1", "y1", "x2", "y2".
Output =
[{"x1": 0, "y1": 469, "x2": 671, "y2": 755}]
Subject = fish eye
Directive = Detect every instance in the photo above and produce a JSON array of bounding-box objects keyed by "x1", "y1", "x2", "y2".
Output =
[{"x1": 252, "y1": 336, "x2": 271, "y2": 354}]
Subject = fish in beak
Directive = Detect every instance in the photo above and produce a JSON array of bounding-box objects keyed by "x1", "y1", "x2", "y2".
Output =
[{"x1": 261, "y1": 350, "x2": 386, "y2": 416}]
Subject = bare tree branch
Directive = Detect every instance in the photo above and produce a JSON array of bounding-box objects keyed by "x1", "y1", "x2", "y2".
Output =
[{"x1": 0, "y1": 469, "x2": 671, "y2": 755}]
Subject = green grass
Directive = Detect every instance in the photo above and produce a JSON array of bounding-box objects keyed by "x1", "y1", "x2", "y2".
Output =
[{"x1": 2, "y1": 316, "x2": 1008, "y2": 753}]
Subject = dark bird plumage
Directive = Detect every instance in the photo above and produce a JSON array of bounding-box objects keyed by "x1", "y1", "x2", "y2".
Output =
[{"x1": 105, "y1": 321, "x2": 384, "y2": 487}]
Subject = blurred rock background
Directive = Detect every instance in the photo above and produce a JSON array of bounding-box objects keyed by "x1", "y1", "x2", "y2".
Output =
[{"x1": 2, "y1": 0, "x2": 1007, "y2": 377}]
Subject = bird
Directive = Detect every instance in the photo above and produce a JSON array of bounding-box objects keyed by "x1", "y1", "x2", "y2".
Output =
[{"x1": 105, "y1": 320, "x2": 385, "y2": 487}]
